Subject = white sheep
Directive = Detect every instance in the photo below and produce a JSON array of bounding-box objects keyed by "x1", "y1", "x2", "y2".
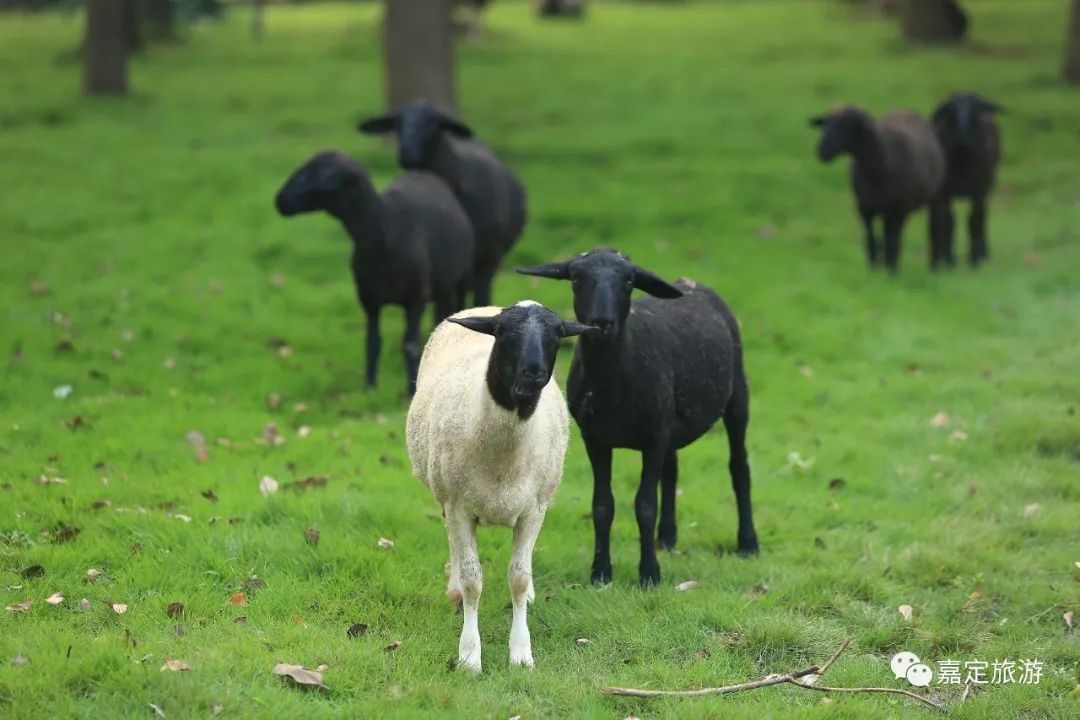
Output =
[{"x1": 406, "y1": 301, "x2": 595, "y2": 672}]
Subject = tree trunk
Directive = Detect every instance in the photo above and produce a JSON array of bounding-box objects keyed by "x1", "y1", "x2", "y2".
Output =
[
  {"x1": 140, "y1": 0, "x2": 176, "y2": 43},
  {"x1": 83, "y1": 0, "x2": 129, "y2": 95},
  {"x1": 902, "y1": 0, "x2": 968, "y2": 43},
  {"x1": 383, "y1": 0, "x2": 456, "y2": 114},
  {"x1": 1066, "y1": 0, "x2": 1080, "y2": 84},
  {"x1": 253, "y1": 0, "x2": 267, "y2": 40}
]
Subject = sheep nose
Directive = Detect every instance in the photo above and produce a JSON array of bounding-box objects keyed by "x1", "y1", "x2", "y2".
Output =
[
  {"x1": 521, "y1": 365, "x2": 545, "y2": 382},
  {"x1": 591, "y1": 318, "x2": 615, "y2": 333}
]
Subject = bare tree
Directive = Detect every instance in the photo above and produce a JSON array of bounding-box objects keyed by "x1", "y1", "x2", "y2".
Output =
[
  {"x1": 1066, "y1": 0, "x2": 1080, "y2": 84},
  {"x1": 83, "y1": 0, "x2": 129, "y2": 95},
  {"x1": 382, "y1": 0, "x2": 457, "y2": 114},
  {"x1": 902, "y1": 0, "x2": 968, "y2": 43},
  {"x1": 253, "y1": 0, "x2": 267, "y2": 40},
  {"x1": 140, "y1": 0, "x2": 176, "y2": 43}
]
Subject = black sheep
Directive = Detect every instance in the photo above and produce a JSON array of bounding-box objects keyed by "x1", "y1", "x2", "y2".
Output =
[
  {"x1": 518, "y1": 249, "x2": 758, "y2": 588},
  {"x1": 932, "y1": 92, "x2": 1003, "y2": 267},
  {"x1": 274, "y1": 150, "x2": 474, "y2": 396},
  {"x1": 358, "y1": 102, "x2": 528, "y2": 307},
  {"x1": 811, "y1": 105, "x2": 946, "y2": 272}
]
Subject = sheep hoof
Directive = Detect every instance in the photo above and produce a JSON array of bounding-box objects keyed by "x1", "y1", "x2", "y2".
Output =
[
  {"x1": 638, "y1": 571, "x2": 660, "y2": 590},
  {"x1": 737, "y1": 536, "x2": 760, "y2": 557},
  {"x1": 509, "y1": 650, "x2": 534, "y2": 669},
  {"x1": 657, "y1": 530, "x2": 677, "y2": 551},
  {"x1": 590, "y1": 566, "x2": 612, "y2": 585}
]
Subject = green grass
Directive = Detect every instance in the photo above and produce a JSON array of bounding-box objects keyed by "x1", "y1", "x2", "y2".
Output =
[{"x1": 2, "y1": 1, "x2": 1079, "y2": 717}]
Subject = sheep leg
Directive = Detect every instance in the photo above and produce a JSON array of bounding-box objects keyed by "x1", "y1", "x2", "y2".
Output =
[
  {"x1": 928, "y1": 201, "x2": 944, "y2": 270},
  {"x1": 724, "y1": 379, "x2": 758, "y2": 556},
  {"x1": 432, "y1": 293, "x2": 456, "y2": 326},
  {"x1": 447, "y1": 507, "x2": 482, "y2": 672},
  {"x1": 508, "y1": 510, "x2": 544, "y2": 668},
  {"x1": 882, "y1": 212, "x2": 906, "y2": 274},
  {"x1": 445, "y1": 510, "x2": 462, "y2": 603},
  {"x1": 969, "y1": 196, "x2": 988, "y2": 266},
  {"x1": 363, "y1": 302, "x2": 382, "y2": 389},
  {"x1": 403, "y1": 302, "x2": 424, "y2": 396},
  {"x1": 859, "y1": 206, "x2": 879, "y2": 266},
  {"x1": 657, "y1": 448, "x2": 678, "y2": 550},
  {"x1": 585, "y1": 438, "x2": 614, "y2": 585},
  {"x1": 941, "y1": 202, "x2": 957, "y2": 267},
  {"x1": 635, "y1": 444, "x2": 667, "y2": 588}
]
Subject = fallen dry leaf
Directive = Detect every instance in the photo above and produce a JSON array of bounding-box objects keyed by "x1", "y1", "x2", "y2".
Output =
[
  {"x1": 303, "y1": 528, "x2": 319, "y2": 547},
  {"x1": 748, "y1": 582, "x2": 769, "y2": 598},
  {"x1": 949, "y1": 430, "x2": 969, "y2": 444},
  {"x1": 149, "y1": 702, "x2": 165, "y2": 718},
  {"x1": 261, "y1": 423, "x2": 284, "y2": 447},
  {"x1": 259, "y1": 476, "x2": 279, "y2": 497},
  {"x1": 35, "y1": 475, "x2": 68, "y2": 485},
  {"x1": 290, "y1": 475, "x2": 328, "y2": 491},
  {"x1": 575, "y1": 637, "x2": 590, "y2": 646},
  {"x1": 675, "y1": 580, "x2": 700, "y2": 592},
  {"x1": 79, "y1": 598, "x2": 90, "y2": 611},
  {"x1": 201, "y1": 489, "x2": 218, "y2": 503},
  {"x1": 166, "y1": 602, "x2": 184, "y2": 618},
  {"x1": 85, "y1": 568, "x2": 102, "y2": 583},
  {"x1": 298, "y1": 425, "x2": 311, "y2": 438},
  {"x1": 267, "y1": 393, "x2": 283, "y2": 410},
  {"x1": 798, "y1": 365, "x2": 814, "y2": 378},
  {"x1": 11, "y1": 654, "x2": 30, "y2": 667},
  {"x1": 290, "y1": 614, "x2": 309, "y2": 629},
  {"x1": 272, "y1": 662, "x2": 327, "y2": 690},
  {"x1": 383, "y1": 640, "x2": 402, "y2": 652},
  {"x1": 1023, "y1": 503, "x2": 1041, "y2": 518},
  {"x1": 898, "y1": 604, "x2": 913, "y2": 621},
  {"x1": 172, "y1": 514, "x2": 192, "y2": 523},
  {"x1": 161, "y1": 659, "x2": 190, "y2": 672},
  {"x1": 45, "y1": 592, "x2": 64, "y2": 605},
  {"x1": 377, "y1": 537, "x2": 395, "y2": 550},
  {"x1": 229, "y1": 592, "x2": 247, "y2": 607},
  {"x1": 5, "y1": 600, "x2": 32, "y2": 613},
  {"x1": 112, "y1": 603, "x2": 128, "y2": 615},
  {"x1": 1066, "y1": 611, "x2": 1074, "y2": 632},
  {"x1": 346, "y1": 623, "x2": 368, "y2": 638},
  {"x1": 930, "y1": 412, "x2": 950, "y2": 428},
  {"x1": 90, "y1": 498, "x2": 111, "y2": 509}
]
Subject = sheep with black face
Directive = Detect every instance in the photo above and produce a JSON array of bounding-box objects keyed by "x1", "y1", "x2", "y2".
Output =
[
  {"x1": 359, "y1": 102, "x2": 528, "y2": 307},
  {"x1": 406, "y1": 302, "x2": 595, "y2": 672},
  {"x1": 811, "y1": 105, "x2": 946, "y2": 272},
  {"x1": 932, "y1": 92, "x2": 1004, "y2": 267},
  {"x1": 274, "y1": 150, "x2": 474, "y2": 395},
  {"x1": 518, "y1": 250, "x2": 758, "y2": 588}
]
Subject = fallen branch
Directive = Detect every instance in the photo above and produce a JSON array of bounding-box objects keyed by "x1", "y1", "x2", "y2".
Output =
[
  {"x1": 598, "y1": 636, "x2": 946, "y2": 712},
  {"x1": 599, "y1": 666, "x2": 821, "y2": 698}
]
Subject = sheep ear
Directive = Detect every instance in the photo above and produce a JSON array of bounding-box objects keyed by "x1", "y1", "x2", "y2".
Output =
[
  {"x1": 440, "y1": 115, "x2": 474, "y2": 138},
  {"x1": 809, "y1": 115, "x2": 828, "y2": 128},
  {"x1": 633, "y1": 267, "x2": 683, "y2": 299},
  {"x1": 357, "y1": 113, "x2": 399, "y2": 135},
  {"x1": 447, "y1": 315, "x2": 498, "y2": 336},
  {"x1": 560, "y1": 320, "x2": 599, "y2": 338},
  {"x1": 516, "y1": 262, "x2": 571, "y2": 280},
  {"x1": 977, "y1": 97, "x2": 1004, "y2": 114}
]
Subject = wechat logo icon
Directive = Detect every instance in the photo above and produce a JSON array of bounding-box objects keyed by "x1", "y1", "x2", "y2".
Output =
[{"x1": 892, "y1": 651, "x2": 933, "y2": 687}]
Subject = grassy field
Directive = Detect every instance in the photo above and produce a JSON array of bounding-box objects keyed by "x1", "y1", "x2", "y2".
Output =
[{"x1": 1, "y1": 0, "x2": 1079, "y2": 717}]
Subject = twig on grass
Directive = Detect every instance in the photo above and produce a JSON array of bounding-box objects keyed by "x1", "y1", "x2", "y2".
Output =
[
  {"x1": 598, "y1": 666, "x2": 821, "y2": 698},
  {"x1": 598, "y1": 636, "x2": 946, "y2": 712}
]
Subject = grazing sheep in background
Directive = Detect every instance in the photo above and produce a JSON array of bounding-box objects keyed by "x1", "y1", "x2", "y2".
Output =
[
  {"x1": 932, "y1": 92, "x2": 1003, "y2": 267},
  {"x1": 358, "y1": 102, "x2": 528, "y2": 307},
  {"x1": 274, "y1": 150, "x2": 474, "y2": 395},
  {"x1": 407, "y1": 302, "x2": 596, "y2": 671},
  {"x1": 518, "y1": 250, "x2": 758, "y2": 588},
  {"x1": 537, "y1": 0, "x2": 586, "y2": 18},
  {"x1": 810, "y1": 105, "x2": 946, "y2": 273}
]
